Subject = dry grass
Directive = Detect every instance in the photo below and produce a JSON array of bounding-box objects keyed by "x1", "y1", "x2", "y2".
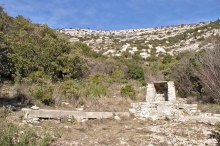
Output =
[
  {"x1": 198, "y1": 103, "x2": 220, "y2": 114},
  {"x1": 3, "y1": 110, "x2": 216, "y2": 146},
  {"x1": 16, "y1": 117, "x2": 211, "y2": 146}
]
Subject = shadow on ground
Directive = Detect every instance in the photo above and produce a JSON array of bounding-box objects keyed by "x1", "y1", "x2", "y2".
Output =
[{"x1": 0, "y1": 93, "x2": 33, "y2": 110}]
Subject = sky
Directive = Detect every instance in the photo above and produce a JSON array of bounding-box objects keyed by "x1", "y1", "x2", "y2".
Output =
[{"x1": 1, "y1": 0, "x2": 220, "y2": 30}]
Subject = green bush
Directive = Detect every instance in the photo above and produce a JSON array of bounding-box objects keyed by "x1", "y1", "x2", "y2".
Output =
[
  {"x1": 38, "y1": 132, "x2": 54, "y2": 146},
  {"x1": 162, "y1": 54, "x2": 173, "y2": 64},
  {"x1": 87, "y1": 84, "x2": 108, "y2": 98},
  {"x1": 0, "y1": 119, "x2": 54, "y2": 146},
  {"x1": 127, "y1": 64, "x2": 145, "y2": 85},
  {"x1": 120, "y1": 85, "x2": 136, "y2": 100},
  {"x1": 30, "y1": 83, "x2": 54, "y2": 105},
  {"x1": 28, "y1": 71, "x2": 51, "y2": 83},
  {"x1": 59, "y1": 80, "x2": 80, "y2": 100},
  {"x1": 86, "y1": 73, "x2": 110, "y2": 98},
  {"x1": 18, "y1": 129, "x2": 37, "y2": 146},
  {"x1": 146, "y1": 56, "x2": 158, "y2": 62},
  {"x1": 0, "y1": 122, "x2": 17, "y2": 146},
  {"x1": 111, "y1": 68, "x2": 126, "y2": 83}
]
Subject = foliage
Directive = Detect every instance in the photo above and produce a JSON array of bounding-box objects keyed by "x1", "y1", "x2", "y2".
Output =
[
  {"x1": 162, "y1": 54, "x2": 174, "y2": 64},
  {"x1": 0, "y1": 122, "x2": 17, "y2": 146},
  {"x1": 127, "y1": 64, "x2": 145, "y2": 85},
  {"x1": 0, "y1": 7, "x2": 89, "y2": 82},
  {"x1": 72, "y1": 42, "x2": 102, "y2": 58},
  {"x1": 86, "y1": 73, "x2": 111, "y2": 98},
  {"x1": 163, "y1": 53, "x2": 201, "y2": 98},
  {"x1": 0, "y1": 118, "x2": 54, "y2": 146},
  {"x1": 110, "y1": 68, "x2": 126, "y2": 83},
  {"x1": 30, "y1": 83, "x2": 54, "y2": 105},
  {"x1": 146, "y1": 55, "x2": 158, "y2": 62},
  {"x1": 18, "y1": 128, "x2": 37, "y2": 146},
  {"x1": 191, "y1": 44, "x2": 220, "y2": 101},
  {"x1": 28, "y1": 71, "x2": 51, "y2": 83},
  {"x1": 120, "y1": 85, "x2": 136, "y2": 100},
  {"x1": 59, "y1": 79, "x2": 80, "y2": 100},
  {"x1": 52, "y1": 54, "x2": 88, "y2": 80},
  {"x1": 38, "y1": 132, "x2": 54, "y2": 146},
  {"x1": 1, "y1": 5, "x2": 220, "y2": 107}
]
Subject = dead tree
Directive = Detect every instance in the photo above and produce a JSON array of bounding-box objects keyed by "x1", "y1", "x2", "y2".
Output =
[{"x1": 194, "y1": 44, "x2": 220, "y2": 101}]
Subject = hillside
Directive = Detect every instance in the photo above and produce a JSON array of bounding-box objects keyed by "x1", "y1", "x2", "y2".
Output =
[
  {"x1": 0, "y1": 6, "x2": 220, "y2": 145},
  {"x1": 60, "y1": 20, "x2": 220, "y2": 57}
]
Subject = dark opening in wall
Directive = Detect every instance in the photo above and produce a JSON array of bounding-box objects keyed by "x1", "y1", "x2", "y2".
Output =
[{"x1": 154, "y1": 81, "x2": 168, "y2": 101}]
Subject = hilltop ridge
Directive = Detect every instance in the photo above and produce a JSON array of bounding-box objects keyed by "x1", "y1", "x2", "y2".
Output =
[{"x1": 60, "y1": 20, "x2": 220, "y2": 58}]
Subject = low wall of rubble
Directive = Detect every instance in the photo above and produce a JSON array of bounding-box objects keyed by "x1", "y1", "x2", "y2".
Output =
[{"x1": 129, "y1": 101, "x2": 198, "y2": 120}]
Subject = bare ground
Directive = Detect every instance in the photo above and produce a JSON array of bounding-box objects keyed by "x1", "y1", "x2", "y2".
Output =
[{"x1": 7, "y1": 112, "x2": 218, "y2": 146}]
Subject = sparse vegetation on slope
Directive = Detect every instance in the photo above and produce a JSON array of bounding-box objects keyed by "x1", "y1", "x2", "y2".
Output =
[{"x1": 1, "y1": 5, "x2": 220, "y2": 145}]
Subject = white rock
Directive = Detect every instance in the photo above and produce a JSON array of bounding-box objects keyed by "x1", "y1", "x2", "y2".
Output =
[
  {"x1": 64, "y1": 126, "x2": 71, "y2": 129},
  {"x1": 31, "y1": 105, "x2": 39, "y2": 110},
  {"x1": 204, "y1": 138, "x2": 218, "y2": 145},
  {"x1": 62, "y1": 102, "x2": 70, "y2": 105},
  {"x1": 114, "y1": 116, "x2": 121, "y2": 120},
  {"x1": 32, "y1": 117, "x2": 40, "y2": 121},
  {"x1": 103, "y1": 49, "x2": 115, "y2": 55},
  {"x1": 121, "y1": 43, "x2": 130, "y2": 52},
  {"x1": 156, "y1": 46, "x2": 166, "y2": 53},
  {"x1": 140, "y1": 52, "x2": 150, "y2": 59},
  {"x1": 76, "y1": 107, "x2": 84, "y2": 111}
]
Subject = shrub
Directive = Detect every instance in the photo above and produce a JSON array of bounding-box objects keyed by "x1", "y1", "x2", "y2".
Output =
[
  {"x1": 38, "y1": 132, "x2": 54, "y2": 146},
  {"x1": 86, "y1": 73, "x2": 111, "y2": 98},
  {"x1": 0, "y1": 119, "x2": 54, "y2": 146},
  {"x1": 18, "y1": 128, "x2": 37, "y2": 146},
  {"x1": 191, "y1": 45, "x2": 220, "y2": 101},
  {"x1": 0, "y1": 122, "x2": 17, "y2": 146},
  {"x1": 111, "y1": 68, "x2": 126, "y2": 83},
  {"x1": 120, "y1": 85, "x2": 136, "y2": 100},
  {"x1": 59, "y1": 80, "x2": 80, "y2": 100},
  {"x1": 127, "y1": 64, "x2": 145, "y2": 85},
  {"x1": 28, "y1": 71, "x2": 51, "y2": 83},
  {"x1": 162, "y1": 54, "x2": 173, "y2": 64},
  {"x1": 146, "y1": 56, "x2": 158, "y2": 62},
  {"x1": 30, "y1": 83, "x2": 54, "y2": 105}
]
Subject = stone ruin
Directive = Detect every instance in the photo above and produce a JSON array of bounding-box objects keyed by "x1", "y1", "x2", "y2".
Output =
[
  {"x1": 129, "y1": 81, "x2": 198, "y2": 120},
  {"x1": 146, "y1": 81, "x2": 176, "y2": 102},
  {"x1": 21, "y1": 80, "x2": 220, "y2": 123}
]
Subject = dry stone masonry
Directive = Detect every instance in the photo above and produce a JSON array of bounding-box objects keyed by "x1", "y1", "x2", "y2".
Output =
[
  {"x1": 129, "y1": 81, "x2": 220, "y2": 123},
  {"x1": 130, "y1": 81, "x2": 179, "y2": 120}
]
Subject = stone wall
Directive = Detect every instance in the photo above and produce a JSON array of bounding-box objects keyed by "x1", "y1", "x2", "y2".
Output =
[
  {"x1": 146, "y1": 81, "x2": 176, "y2": 102},
  {"x1": 167, "y1": 81, "x2": 176, "y2": 101},
  {"x1": 130, "y1": 81, "x2": 200, "y2": 120},
  {"x1": 129, "y1": 101, "x2": 179, "y2": 120}
]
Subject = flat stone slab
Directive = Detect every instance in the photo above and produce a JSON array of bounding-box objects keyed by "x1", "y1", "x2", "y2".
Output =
[
  {"x1": 22, "y1": 108, "x2": 129, "y2": 121},
  {"x1": 179, "y1": 116, "x2": 220, "y2": 124}
]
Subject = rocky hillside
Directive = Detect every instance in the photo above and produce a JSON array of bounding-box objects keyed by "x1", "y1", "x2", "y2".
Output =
[{"x1": 60, "y1": 20, "x2": 220, "y2": 58}]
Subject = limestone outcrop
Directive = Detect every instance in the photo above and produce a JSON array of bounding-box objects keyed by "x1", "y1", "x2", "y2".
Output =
[{"x1": 59, "y1": 21, "x2": 220, "y2": 58}]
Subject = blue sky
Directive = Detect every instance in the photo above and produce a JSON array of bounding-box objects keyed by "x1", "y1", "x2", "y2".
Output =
[{"x1": 1, "y1": 0, "x2": 220, "y2": 30}]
